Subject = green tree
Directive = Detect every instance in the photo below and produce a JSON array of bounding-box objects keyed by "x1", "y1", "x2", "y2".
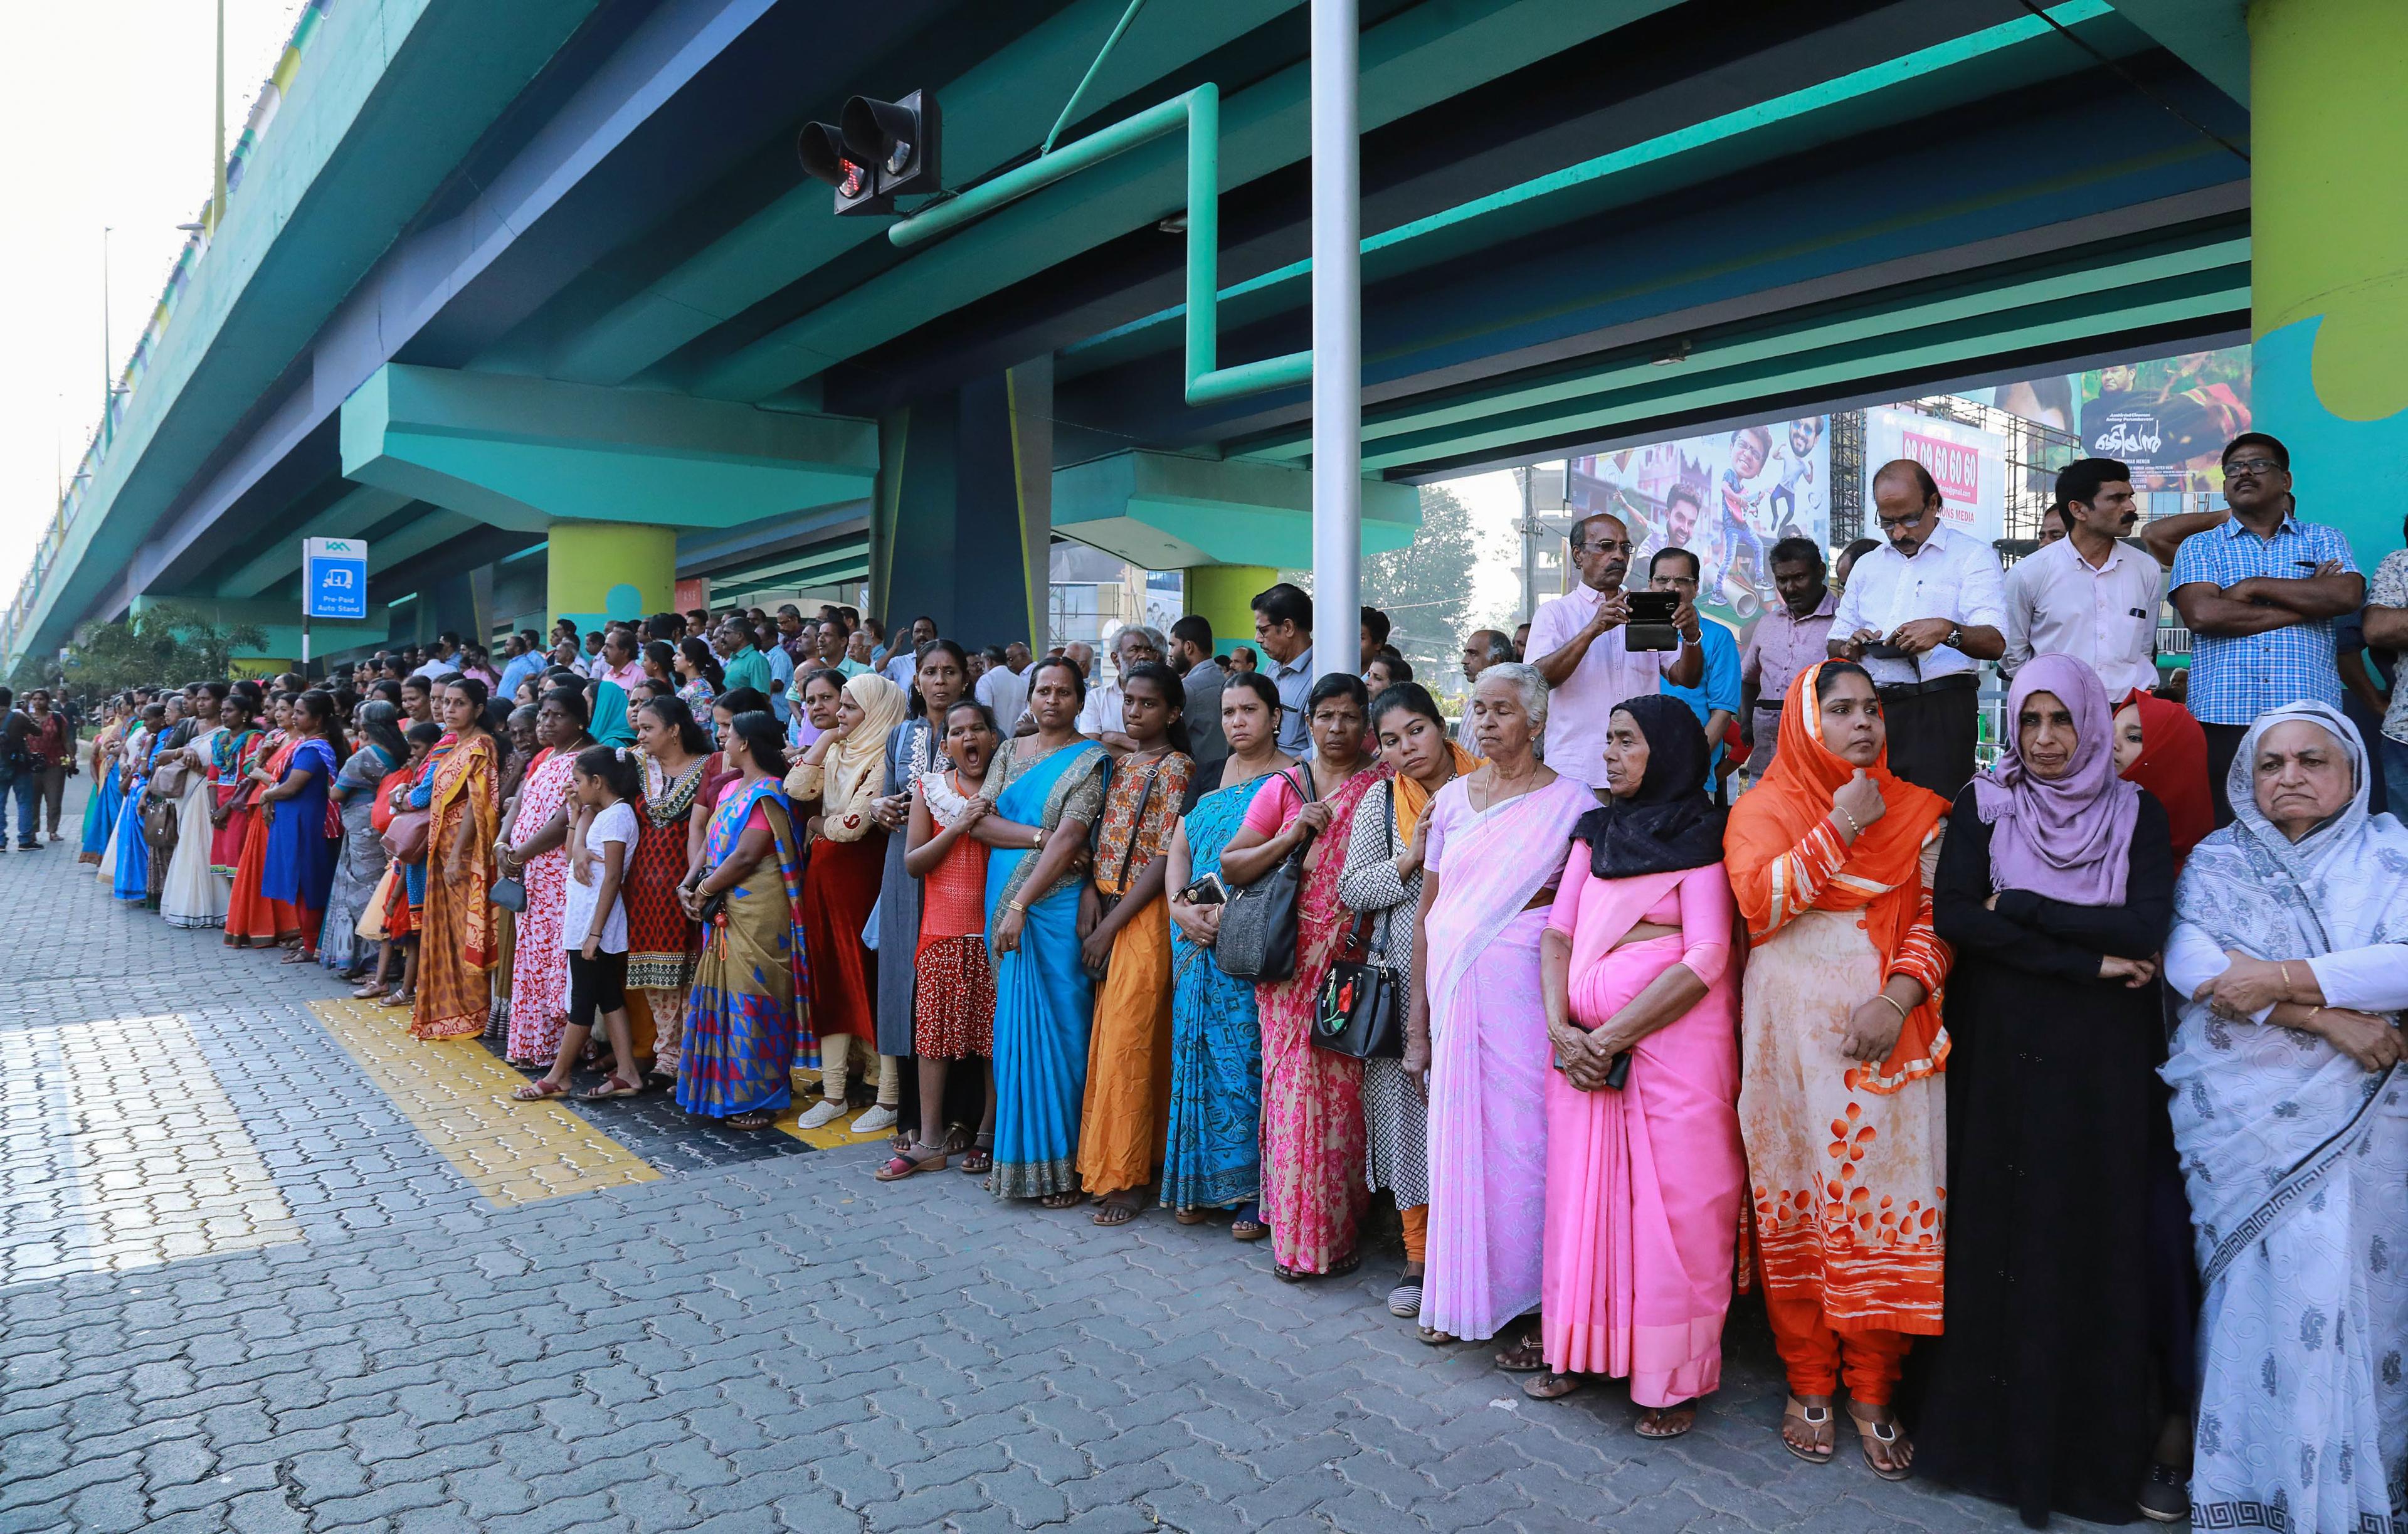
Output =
[
  {"x1": 50, "y1": 602, "x2": 268, "y2": 701},
  {"x1": 1363, "y1": 483, "x2": 1486, "y2": 677}
]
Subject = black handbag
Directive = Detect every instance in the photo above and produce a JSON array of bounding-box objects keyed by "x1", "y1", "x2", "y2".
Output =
[
  {"x1": 1312, "y1": 788, "x2": 1405, "y2": 1059},
  {"x1": 1214, "y1": 766, "x2": 1316, "y2": 982}
]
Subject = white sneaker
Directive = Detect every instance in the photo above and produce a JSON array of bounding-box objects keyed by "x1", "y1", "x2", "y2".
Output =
[
  {"x1": 852, "y1": 1104, "x2": 898, "y2": 1135},
  {"x1": 796, "y1": 1099, "x2": 847, "y2": 1130}
]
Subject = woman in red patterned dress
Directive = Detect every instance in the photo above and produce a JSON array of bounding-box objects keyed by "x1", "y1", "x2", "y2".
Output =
[
  {"x1": 629, "y1": 696, "x2": 717, "y2": 1083},
  {"x1": 495, "y1": 686, "x2": 593, "y2": 1066}
]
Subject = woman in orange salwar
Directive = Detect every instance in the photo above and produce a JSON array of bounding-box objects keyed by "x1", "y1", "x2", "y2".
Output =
[
  {"x1": 1723, "y1": 660, "x2": 1950, "y2": 1481},
  {"x1": 411, "y1": 680, "x2": 503, "y2": 1040},
  {"x1": 224, "y1": 695, "x2": 296, "y2": 949}
]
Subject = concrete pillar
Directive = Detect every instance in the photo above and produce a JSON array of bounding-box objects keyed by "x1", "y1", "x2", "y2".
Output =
[
  {"x1": 546, "y1": 521, "x2": 675, "y2": 635},
  {"x1": 871, "y1": 366, "x2": 1053, "y2": 648},
  {"x1": 2251, "y1": 0, "x2": 2408, "y2": 564},
  {"x1": 1185, "y1": 564, "x2": 1277, "y2": 655}
]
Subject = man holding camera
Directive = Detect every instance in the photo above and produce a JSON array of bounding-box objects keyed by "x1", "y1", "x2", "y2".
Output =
[
  {"x1": 1827, "y1": 458, "x2": 2007, "y2": 800},
  {"x1": 1527, "y1": 510, "x2": 1704, "y2": 793}
]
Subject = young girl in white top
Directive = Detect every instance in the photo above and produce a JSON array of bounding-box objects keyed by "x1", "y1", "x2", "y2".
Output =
[{"x1": 518, "y1": 745, "x2": 643, "y2": 1101}]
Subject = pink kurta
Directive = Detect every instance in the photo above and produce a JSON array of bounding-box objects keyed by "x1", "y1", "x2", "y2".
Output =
[
  {"x1": 1419, "y1": 774, "x2": 1597, "y2": 1341},
  {"x1": 1541, "y1": 854, "x2": 1745, "y2": 1404},
  {"x1": 505, "y1": 750, "x2": 577, "y2": 1064}
]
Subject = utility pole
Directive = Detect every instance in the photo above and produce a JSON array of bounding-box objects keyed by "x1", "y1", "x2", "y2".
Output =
[
  {"x1": 1307, "y1": 0, "x2": 1360, "y2": 682},
  {"x1": 1518, "y1": 465, "x2": 1536, "y2": 623},
  {"x1": 211, "y1": 0, "x2": 227, "y2": 235},
  {"x1": 100, "y1": 226, "x2": 113, "y2": 447}
]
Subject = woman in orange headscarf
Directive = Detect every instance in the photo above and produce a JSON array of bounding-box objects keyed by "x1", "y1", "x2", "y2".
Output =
[{"x1": 1723, "y1": 660, "x2": 1951, "y2": 1481}]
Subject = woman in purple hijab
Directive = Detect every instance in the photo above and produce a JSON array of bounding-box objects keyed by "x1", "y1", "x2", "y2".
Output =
[{"x1": 1913, "y1": 652, "x2": 2178, "y2": 1529}]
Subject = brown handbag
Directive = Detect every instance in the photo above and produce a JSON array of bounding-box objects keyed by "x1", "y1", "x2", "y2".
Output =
[{"x1": 383, "y1": 809, "x2": 431, "y2": 863}]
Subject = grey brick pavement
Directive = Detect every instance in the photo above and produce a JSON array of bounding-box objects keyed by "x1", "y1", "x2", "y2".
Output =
[{"x1": 0, "y1": 786, "x2": 2098, "y2": 1532}]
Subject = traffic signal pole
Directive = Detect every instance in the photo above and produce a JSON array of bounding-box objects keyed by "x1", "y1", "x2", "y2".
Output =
[{"x1": 1308, "y1": 0, "x2": 1359, "y2": 685}]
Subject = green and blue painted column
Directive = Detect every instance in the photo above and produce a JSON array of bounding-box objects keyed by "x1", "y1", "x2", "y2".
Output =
[
  {"x1": 547, "y1": 522, "x2": 676, "y2": 636},
  {"x1": 2251, "y1": 0, "x2": 2408, "y2": 563},
  {"x1": 869, "y1": 361, "x2": 1053, "y2": 648}
]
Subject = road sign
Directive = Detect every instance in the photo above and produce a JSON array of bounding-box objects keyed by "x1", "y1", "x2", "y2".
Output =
[{"x1": 303, "y1": 537, "x2": 369, "y2": 621}]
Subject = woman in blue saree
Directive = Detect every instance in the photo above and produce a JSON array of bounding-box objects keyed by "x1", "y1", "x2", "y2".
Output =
[
  {"x1": 1159, "y1": 672, "x2": 1294, "y2": 1232},
  {"x1": 78, "y1": 699, "x2": 125, "y2": 865},
  {"x1": 258, "y1": 692, "x2": 344, "y2": 960},
  {"x1": 111, "y1": 701, "x2": 169, "y2": 904},
  {"x1": 975, "y1": 657, "x2": 1110, "y2": 1206},
  {"x1": 677, "y1": 709, "x2": 810, "y2": 1131}
]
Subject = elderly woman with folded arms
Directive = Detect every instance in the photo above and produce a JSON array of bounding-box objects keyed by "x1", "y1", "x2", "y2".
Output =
[{"x1": 2162, "y1": 702, "x2": 2408, "y2": 1534}]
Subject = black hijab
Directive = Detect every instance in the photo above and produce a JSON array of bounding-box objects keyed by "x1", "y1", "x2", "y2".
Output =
[{"x1": 1570, "y1": 694, "x2": 1726, "y2": 877}]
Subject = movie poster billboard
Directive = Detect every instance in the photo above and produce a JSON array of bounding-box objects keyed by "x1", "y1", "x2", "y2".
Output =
[
  {"x1": 2074, "y1": 347, "x2": 2251, "y2": 493},
  {"x1": 1566, "y1": 415, "x2": 1830, "y2": 631},
  {"x1": 1864, "y1": 408, "x2": 2007, "y2": 544}
]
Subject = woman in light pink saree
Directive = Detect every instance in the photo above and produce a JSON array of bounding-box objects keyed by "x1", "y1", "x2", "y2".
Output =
[
  {"x1": 1523, "y1": 696, "x2": 1743, "y2": 1439},
  {"x1": 1407, "y1": 665, "x2": 1597, "y2": 1353}
]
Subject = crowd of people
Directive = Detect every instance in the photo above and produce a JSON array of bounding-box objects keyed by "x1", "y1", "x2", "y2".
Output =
[{"x1": 11, "y1": 430, "x2": 2404, "y2": 1533}]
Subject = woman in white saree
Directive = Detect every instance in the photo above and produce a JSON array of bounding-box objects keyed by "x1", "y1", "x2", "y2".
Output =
[{"x1": 2165, "y1": 700, "x2": 2408, "y2": 1533}]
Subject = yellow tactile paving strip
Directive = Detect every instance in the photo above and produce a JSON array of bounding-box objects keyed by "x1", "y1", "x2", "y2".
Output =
[
  {"x1": 309, "y1": 998, "x2": 659, "y2": 1205},
  {"x1": 1, "y1": 1013, "x2": 302, "y2": 1274}
]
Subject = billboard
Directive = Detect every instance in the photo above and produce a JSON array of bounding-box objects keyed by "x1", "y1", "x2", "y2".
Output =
[
  {"x1": 1864, "y1": 408, "x2": 2007, "y2": 543},
  {"x1": 1958, "y1": 344, "x2": 2252, "y2": 495},
  {"x1": 1566, "y1": 415, "x2": 1830, "y2": 630}
]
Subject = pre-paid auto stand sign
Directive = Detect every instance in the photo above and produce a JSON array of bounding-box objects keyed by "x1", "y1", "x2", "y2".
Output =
[{"x1": 302, "y1": 538, "x2": 369, "y2": 664}]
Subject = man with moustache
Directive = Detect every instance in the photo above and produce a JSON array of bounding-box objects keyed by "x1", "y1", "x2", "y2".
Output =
[
  {"x1": 2003, "y1": 457, "x2": 2162, "y2": 697},
  {"x1": 1525, "y1": 510, "x2": 1704, "y2": 793}
]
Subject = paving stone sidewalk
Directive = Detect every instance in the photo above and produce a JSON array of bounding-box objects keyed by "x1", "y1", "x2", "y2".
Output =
[{"x1": 0, "y1": 791, "x2": 2099, "y2": 1533}]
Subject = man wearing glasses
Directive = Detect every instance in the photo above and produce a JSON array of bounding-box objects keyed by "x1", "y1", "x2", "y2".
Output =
[
  {"x1": 2166, "y1": 432, "x2": 2363, "y2": 823},
  {"x1": 1828, "y1": 458, "x2": 2008, "y2": 799},
  {"x1": 1526, "y1": 510, "x2": 1704, "y2": 793}
]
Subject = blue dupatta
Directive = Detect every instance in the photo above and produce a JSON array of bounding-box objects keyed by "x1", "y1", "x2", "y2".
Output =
[
  {"x1": 111, "y1": 731, "x2": 165, "y2": 902},
  {"x1": 1159, "y1": 771, "x2": 1268, "y2": 1212},
  {"x1": 985, "y1": 738, "x2": 1110, "y2": 1199}
]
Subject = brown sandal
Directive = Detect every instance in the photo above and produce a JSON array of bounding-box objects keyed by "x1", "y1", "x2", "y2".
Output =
[
  {"x1": 1781, "y1": 1397, "x2": 1836, "y2": 1463},
  {"x1": 1850, "y1": 1405, "x2": 1913, "y2": 1481},
  {"x1": 1492, "y1": 1333, "x2": 1546, "y2": 1372},
  {"x1": 1038, "y1": 1190, "x2": 1086, "y2": 1209},
  {"x1": 1091, "y1": 1197, "x2": 1143, "y2": 1227},
  {"x1": 1520, "y1": 1372, "x2": 1585, "y2": 1401},
  {"x1": 1635, "y1": 1404, "x2": 1696, "y2": 1439},
  {"x1": 512, "y1": 1079, "x2": 570, "y2": 1102}
]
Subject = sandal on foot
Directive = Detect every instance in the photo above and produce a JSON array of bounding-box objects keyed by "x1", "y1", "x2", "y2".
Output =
[
  {"x1": 1230, "y1": 1202, "x2": 1268, "y2": 1242},
  {"x1": 1038, "y1": 1190, "x2": 1086, "y2": 1210},
  {"x1": 1174, "y1": 1207, "x2": 1211, "y2": 1226},
  {"x1": 958, "y1": 1146, "x2": 993, "y2": 1174},
  {"x1": 378, "y1": 990, "x2": 412, "y2": 1009},
  {"x1": 582, "y1": 1076, "x2": 642, "y2": 1100},
  {"x1": 1521, "y1": 1372, "x2": 1586, "y2": 1402},
  {"x1": 1635, "y1": 1404, "x2": 1696, "y2": 1439},
  {"x1": 352, "y1": 981, "x2": 387, "y2": 1000},
  {"x1": 1493, "y1": 1333, "x2": 1547, "y2": 1373},
  {"x1": 1387, "y1": 1276, "x2": 1424, "y2": 1319},
  {"x1": 1418, "y1": 1325, "x2": 1459, "y2": 1345},
  {"x1": 875, "y1": 1145, "x2": 949, "y2": 1182},
  {"x1": 1782, "y1": 1397, "x2": 1835, "y2": 1463},
  {"x1": 1850, "y1": 1406, "x2": 1912, "y2": 1481},
  {"x1": 1326, "y1": 1250, "x2": 1361, "y2": 1279},
  {"x1": 1091, "y1": 1198, "x2": 1143, "y2": 1227},
  {"x1": 725, "y1": 1111, "x2": 774, "y2": 1131},
  {"x1": 513, "y1": 1079, "x2": 571, "y2": 1101}
]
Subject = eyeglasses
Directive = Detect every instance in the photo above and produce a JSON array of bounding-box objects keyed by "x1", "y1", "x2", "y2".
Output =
[
  {"x1": 2226, "y1": 457, "x2": 2284, "y2": 475},
  {"x1": 1574, "y1": 538, "x2": 1636, "y2": 554},
  {"x1": 1876, "y1": 510, "x2": 1929, "y2": 531}
]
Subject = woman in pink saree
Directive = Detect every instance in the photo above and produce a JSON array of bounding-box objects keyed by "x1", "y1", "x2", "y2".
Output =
[
  {"x1": 1405, "y1": 665, "x2": 1598, "y2": 1355},
  {"x1": 1220, "y1": 672, "x2": 1388, "y2": 1280},
  {"x1": 1524, "y1": 694, "x2": 1743, "y2": 1438}
]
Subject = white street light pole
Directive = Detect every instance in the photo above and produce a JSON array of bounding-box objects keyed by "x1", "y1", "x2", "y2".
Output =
[{"x1": 1307, "y1": 0, "x2": 1359, "y2": 682}]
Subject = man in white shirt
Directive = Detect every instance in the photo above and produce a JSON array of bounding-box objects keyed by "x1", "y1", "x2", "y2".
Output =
[
  {"x1": 1078, "y1": 625, "x2": 1164, "y2": 752},
  {"x1": 411, "y1": 633, "x2": 462, "y2": 680},
  {"x1": 1525, "y1": 511, "x2": 1704, "y2": 791},
  {"x1": 975, "y1": 641, "x2": 1032, "y2": 734},
  {"x1": 883, "y1": 615, "x2": 936, "y2": 687},
  {"x1": 2003, "y1": 457, "x2": 2160, "y2": 697},
  {"x1": 1830, "y1": 458, "x2": 2009, "y2": 799}
]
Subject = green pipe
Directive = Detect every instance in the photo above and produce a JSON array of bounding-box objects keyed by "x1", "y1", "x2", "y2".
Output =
[
  {"x1": 1043, "y1": 0, "x2": 1150, "y2": 156},
  {"x1": 889, "y1": 83, "x2": 1310, "y2": 406}
]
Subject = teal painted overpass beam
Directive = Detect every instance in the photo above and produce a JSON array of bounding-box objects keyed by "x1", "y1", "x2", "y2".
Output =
[{"x1": 339, "y1": 364, "x2": 879, "y2": 533}]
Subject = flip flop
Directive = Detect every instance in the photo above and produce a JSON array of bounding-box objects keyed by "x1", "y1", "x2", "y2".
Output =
[
  {"x1": 1851, "y1": 1408, "x2": 1913, "y2": 1481},
  {"x1": 1635, "y1": 1404, "x2": 1696, "y2": 1439},
  {"x1": 1521, "y1": 1372, "x2": 1586, "y2": 1402},
  {"x1": 512, "y1": 1079, "x2": 571, "y2": 1101},
  {"x1": 1493, "y1": 1334, "x2": 1547, "y2": 1373},
  {"x1": 582, "y1": 1076, "x2": 642, "y2": 1100},
  {"x1": 1781, "y1": 1397, "x2": 1835, "y2": 1464},
  {"x1": 1091, "y1": 1198, "x2": 1143, "y2": 1227},
  {"x1": 875, "y1": 1146, "x2": 949, "y2": 1182}
]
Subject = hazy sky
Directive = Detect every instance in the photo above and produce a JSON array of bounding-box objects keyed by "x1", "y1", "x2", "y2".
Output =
[{"x1": 1, "y1": 1, "x2": 308, "y2": 594}]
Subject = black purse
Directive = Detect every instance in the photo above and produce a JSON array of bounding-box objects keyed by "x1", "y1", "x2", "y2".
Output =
[
  {"x1": 1312, "y1": 787, "x2": 1405, "y2": 1059},
  {"x1": 1214, "y1": 766, "x2": 1316, "y2": 982}
]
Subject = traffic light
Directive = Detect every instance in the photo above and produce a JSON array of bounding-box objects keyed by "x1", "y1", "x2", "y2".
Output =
[{"x1": 797, "y1": 90, "x2": 941, "y2": 216}]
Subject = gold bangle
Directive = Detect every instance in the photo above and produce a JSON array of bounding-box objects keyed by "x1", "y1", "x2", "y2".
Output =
[
  {"x1": 2279, "y1": 961, "x2": 2294, "y2": 993},
  {"x1": 1876, "y1": 992, "x2": 1910, "y2": 1023},
  {"x1": 1834, "y1": 805, "x2": 1862, "y2": 837},
  {"x1": 1005, "y1": 900, "x2": 1026, "y2": 914}
]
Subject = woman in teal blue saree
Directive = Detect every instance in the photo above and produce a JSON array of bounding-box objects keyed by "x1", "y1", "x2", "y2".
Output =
[{"x1": 977, "y1": 659, "x2": 1111, "y2": 1205}]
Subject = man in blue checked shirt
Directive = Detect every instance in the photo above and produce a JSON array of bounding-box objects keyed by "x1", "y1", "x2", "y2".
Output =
[{"x1": 2167, "y1": 431, "x2": 2365, "y2": 825}]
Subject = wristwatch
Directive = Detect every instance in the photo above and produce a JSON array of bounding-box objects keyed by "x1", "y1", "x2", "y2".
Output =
[{"x1": 1945, "y1": 623, "x2": 1965, "y2": 650}]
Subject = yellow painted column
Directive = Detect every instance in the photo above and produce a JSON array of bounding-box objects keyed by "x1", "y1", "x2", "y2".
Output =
[
  {"x1": 1184, "y1": 564, "x2": 1277, "y2": 654},
  {"x1": 546, "y1": 522, "x2": 675, "y2": 634},
  {"x1": 2250, "y1": 0, "x2": 2408, "y2": 563}
]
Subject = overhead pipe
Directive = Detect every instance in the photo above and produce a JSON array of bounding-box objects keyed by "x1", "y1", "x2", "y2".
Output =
[{"x1": 887, "y1": 84, "x2": 1310, "y2": 406}]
